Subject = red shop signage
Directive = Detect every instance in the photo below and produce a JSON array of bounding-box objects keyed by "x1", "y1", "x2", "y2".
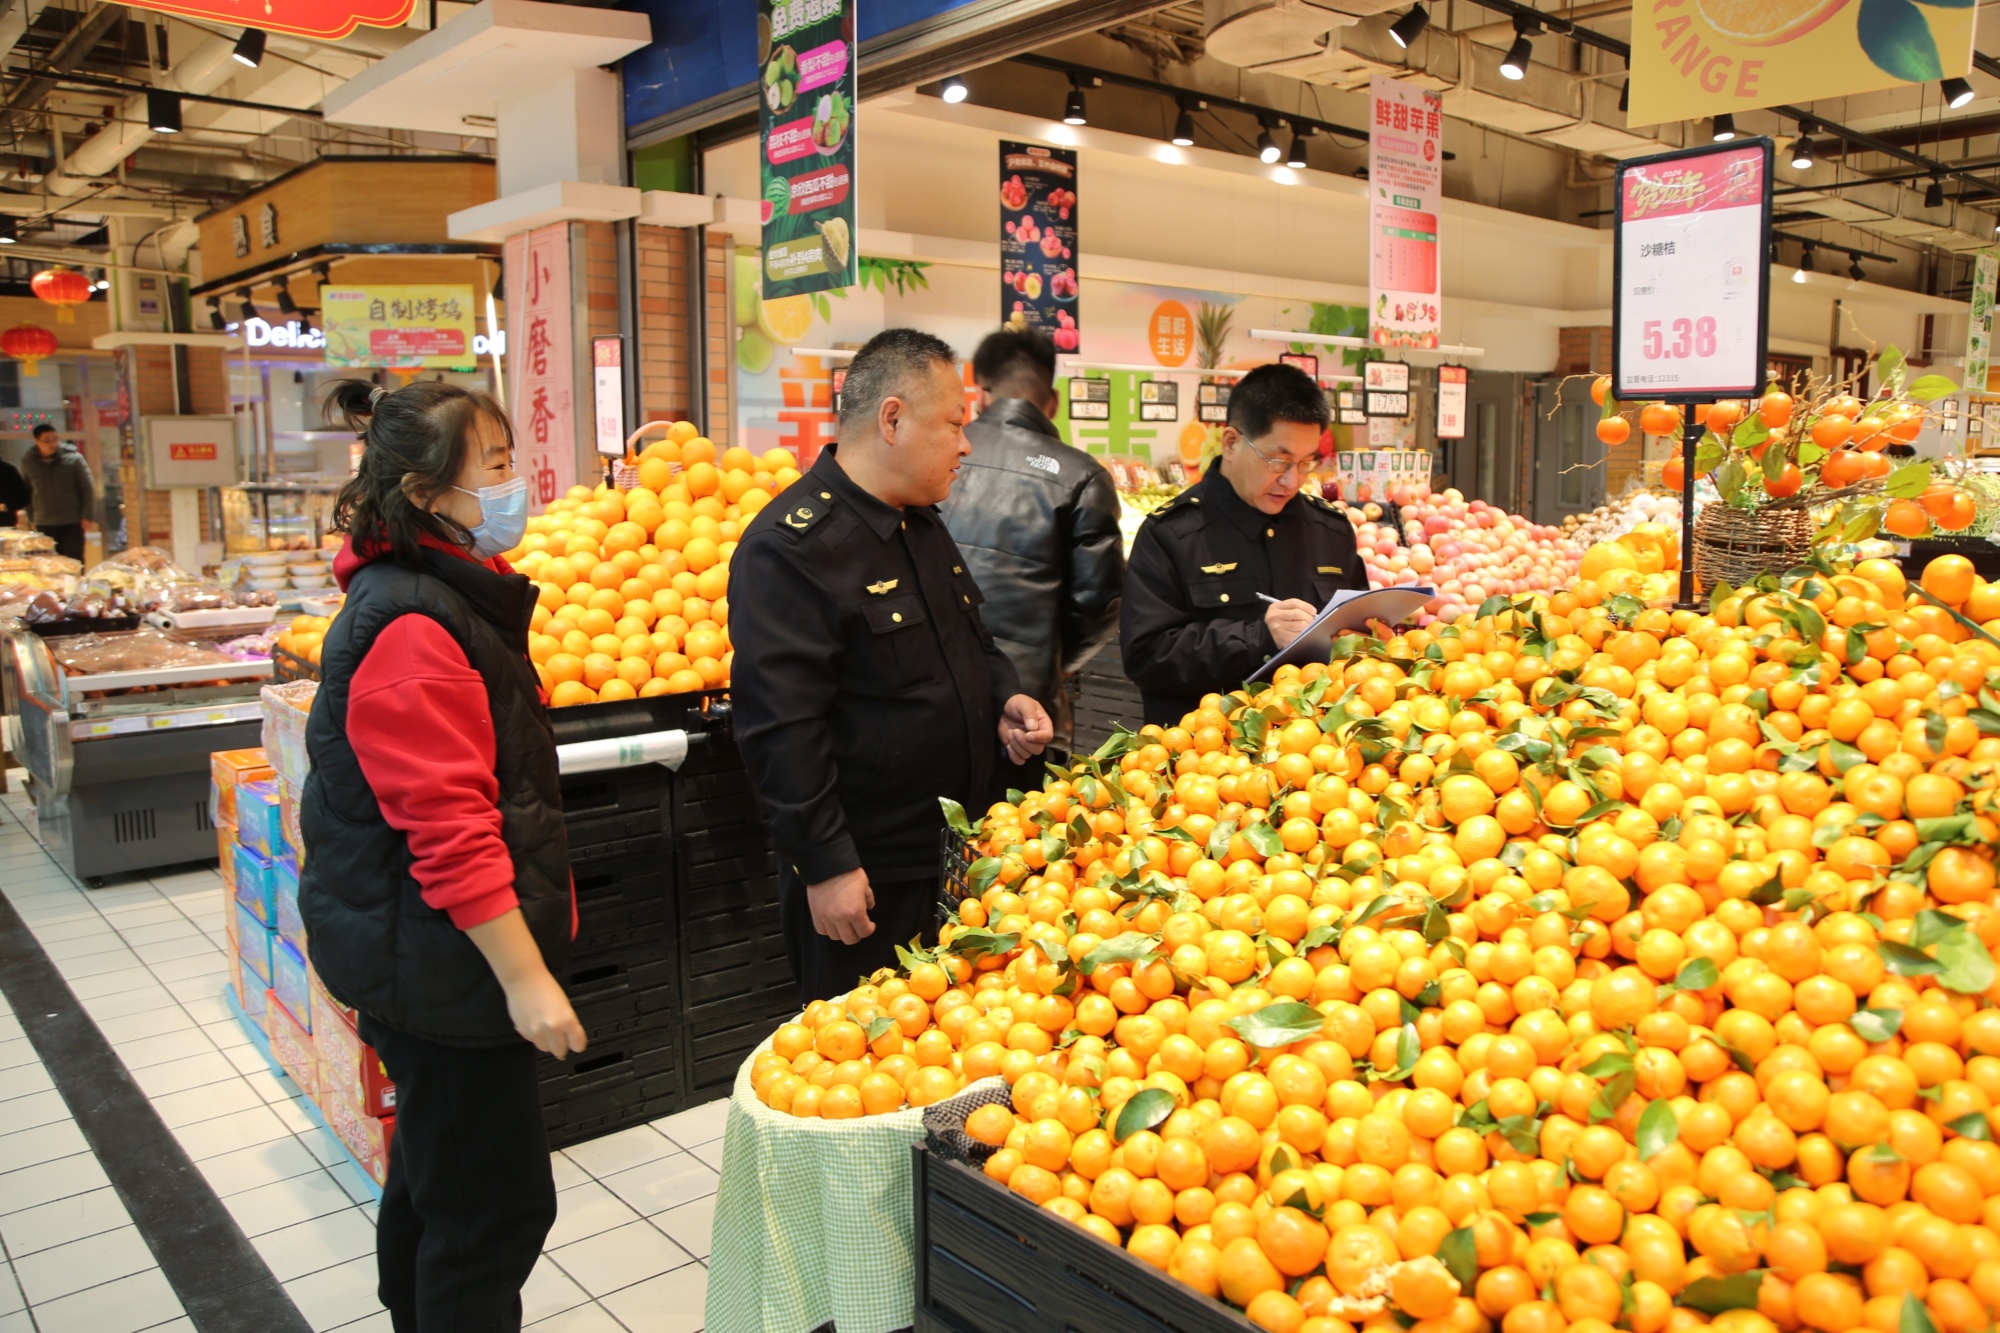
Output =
[{"x1": 112, "y1": 0, "x2": 416, "y2": 41}]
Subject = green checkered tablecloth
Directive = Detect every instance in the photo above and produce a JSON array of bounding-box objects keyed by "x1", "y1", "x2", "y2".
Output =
[{"x1": 707, "y1": 1046, "x2": 971, "y2": 1333}]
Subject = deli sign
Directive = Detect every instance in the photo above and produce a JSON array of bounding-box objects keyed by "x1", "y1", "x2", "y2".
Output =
[{"x1": 115, "y1": 0, "x2": 415, "y2": 41}]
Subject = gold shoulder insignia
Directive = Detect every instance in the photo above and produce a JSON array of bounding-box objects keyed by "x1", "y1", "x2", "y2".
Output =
[
  {"x1": 1200, "y1": 562, "x2": 1238, "y2": 575},
  {"x1": 1317, "y1": 566, "x2": 1341, "y2": 574},
  {"x1": 780, "y1": 502, "x2": 822, "y2": 531},
  {"x1": 866, "y1": 579, "x2": 899, "y2": 595}
]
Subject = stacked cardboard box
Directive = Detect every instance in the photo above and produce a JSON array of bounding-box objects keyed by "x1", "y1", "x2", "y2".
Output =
[{"x1": 209, "y1": 680, "x2": 398, "y2": 1187}]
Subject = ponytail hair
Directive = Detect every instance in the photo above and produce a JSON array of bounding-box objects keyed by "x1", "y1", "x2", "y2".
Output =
[{"x1": 327, "y1": 378, "x2": 515, "y2": 568}]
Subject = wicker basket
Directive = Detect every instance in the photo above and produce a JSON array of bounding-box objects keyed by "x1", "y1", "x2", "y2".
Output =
[{"x1": 1693, "y1": 503, "x2": 1820, "y2": 591}]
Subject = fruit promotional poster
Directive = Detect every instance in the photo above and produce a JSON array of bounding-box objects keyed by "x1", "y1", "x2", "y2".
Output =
[
  {"x1": 1000, "y1": 140, "x2": 1081, "y2": 350},
  {"x1": 758, "y1": 0, "x2": 856, "y2": 299}
]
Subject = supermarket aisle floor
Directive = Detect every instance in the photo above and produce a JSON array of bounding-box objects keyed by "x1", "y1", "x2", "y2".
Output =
[{"x1": 0, "y1": 783, "x2": 723, "y2": 1333}]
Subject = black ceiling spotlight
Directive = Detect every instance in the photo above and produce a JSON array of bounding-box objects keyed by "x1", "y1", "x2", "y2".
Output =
[
  {"x1": 1062, "y1": 78, "x2": 1087, "y2": 126},
  {"x1": 206, "y1": 295, "x2": 225, "y2": 330},
  {"x1": 0, "y1": 216, "x2": 16, "y2": 245},
  {"x1": 1712, "y1": 113, "x2": 1737, "y2": 141},
  {"x1": 1849, "y1": 257, "x2": 1866, "y2": 281},
  {"x1": 1789, "y1": 132, "x2": 1813, "y2": 169},
  {"x1": 1927, "y1": 177, "x2": 1946, "y2": 208},
  {"x1": 147, "y1": 89, "x2": 182, "y2": 134},
  {"x1": 1500, "y1": 17, "x2": 1537, "y2": 80},
  {"x1": 1389, "y1": 3, "x2": 1431, "y2": 48},
  {"x1": 1256, "y1": 117, "x2": 1281, "y2": 164},
  {"x1": 232, "y1": 27, "x2": 265, "y2": 67},
  {"x1": 1942, "y1": 76, "x2": 1976, "y2": 109},
  {"x1": 1286, "y1": 121, "x2": 1314, "y2": 168},
  {"x1": 1171, "y1": 100, "x2": 1198, "y2": 147},
  {"x1": 1800, "y1": 244, "x2": 1815, "y2": 272},
  {"x1": 1618, "y1": 80, "x2": 1629, "y2": 113},
  {"x1": 940, "y1": 75, "x2": 968, "y2": 104},
  {"x1": 276, "y1": 280, "x2": 299, "y2": 315},
  {"x1": 236, "y1": 288, "x2": 256, "y2": 322}
]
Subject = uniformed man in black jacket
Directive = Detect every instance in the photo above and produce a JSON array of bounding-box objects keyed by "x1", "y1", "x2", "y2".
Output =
[
  {"x1": 940, "y1": 328, "x2": 1123, "y2": 779},
  {"x1": 730, "y1": 328, "x2": 1056, "y2": 1002},
  {"x1": 1121, "y1": 362, "x2": 1367, "y2": 727}
]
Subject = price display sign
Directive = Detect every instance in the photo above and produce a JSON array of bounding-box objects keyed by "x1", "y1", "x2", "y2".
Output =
[
  {"x1": 1437, "y1": 366, "x2": 1468, "y2": 440},
  {"x1": 1612, "y1": 139, "x2": 1771, "y2": 402}
]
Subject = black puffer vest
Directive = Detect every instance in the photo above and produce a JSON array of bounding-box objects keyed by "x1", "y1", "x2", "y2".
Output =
[{"x1": 299, "y1": 546, "x2": 571, "y2": 1047}]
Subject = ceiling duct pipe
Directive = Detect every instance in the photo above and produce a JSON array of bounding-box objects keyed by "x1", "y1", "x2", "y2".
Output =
[{"x1": 39, "y1": 33, "x2": 244, "y2": 197}]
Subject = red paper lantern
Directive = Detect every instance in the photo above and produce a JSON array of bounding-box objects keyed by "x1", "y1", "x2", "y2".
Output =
[
  {"x1": 2, "y1": 323, "x2": 58, "y2": 376},
  {"x1": 30, "y1": 266, "x2": 90, "y2": 323}
]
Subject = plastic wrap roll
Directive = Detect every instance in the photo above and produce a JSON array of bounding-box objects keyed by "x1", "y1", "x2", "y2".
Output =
[{"x1": 555, "y1": 729, "x2": 689, "y2": 775}]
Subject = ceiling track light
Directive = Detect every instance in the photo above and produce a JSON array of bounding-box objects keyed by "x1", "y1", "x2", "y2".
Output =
[
  {"x1": 236, "y1": 288, "x2": 256, "y2": 322},
  {"x1": 1286, "y1": 121, "x2": 1315, "y2": 168},
  {"x1": 1943, "y1": 76, "x2": 1976, "y2": 109},
  {"x1": 0, "y1": 217, "x2": 16, "y2": 245},
  {"x1": 232, "y1": 27, "x2": 264, "y2": 67},
  {"x1": 1789, "y1": 132, "x2": 1813, "y2": 169},
  {"x1": 206, "y1": 295, "x2": 225, "y2": 330},
  {"x1": 1927, "y1": 177, "x2": 1946, "y2": 208},
  {"x1": 1849, "y1": 258, "x2": 1866, "y2": 281},
  {"x1": 1618, "y1": 80, "x2": 1629, "y2": 113},
  {"x1": 276, "y1": 282, "x2": 299, "y2": 315},
  {"x1": 1062, "y1": 78, "x2": 1087, "y2": 126},
  {"x1": 1712, "y1": 113, "x2": 1737, "y2": 141},
  {"x1": 1388, "y1": 3, "x2": 1430, "y2": 48},
  {"x1": 1171, "y1": 101, "x2": 1198, "y2": 147},
  {"x1": 1256, "y1": 118, "x2": 1282, "y2": 164},
  {"x1": 1500, "y1": 17, "x2": 1537, "y2": 80},
  {"x1": 147, "y1": 89, "x2": 181, "y2": 134},
  {"x1": 1800, "y1": 245, "x2": 1815, "y2": 272},
  {"x1": 940, "y1": 75, "x2": 968, "y2": 104}
]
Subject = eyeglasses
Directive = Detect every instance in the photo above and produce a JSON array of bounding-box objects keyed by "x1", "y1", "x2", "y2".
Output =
[{"x1": 1240, "y1": 434, "x2": 1317, "y2": 478}]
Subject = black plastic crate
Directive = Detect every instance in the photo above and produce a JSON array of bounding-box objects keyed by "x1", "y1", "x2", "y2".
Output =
[
  {"x1": 564, "y1": 942, "x2": 678, "y2": 1009},
  {"x1": 560, "y1": 765, "x2": 673, "y2": 824},
  {"x1": 913, "y1": 1143, "x2": 1257, "y2": 1333},
  {"x1": 539, "y1": 1043, "x2": 683, "y2": 1150},
  {"x1": 681, "y1": 989, "x2": 801, "y2": 1102}
]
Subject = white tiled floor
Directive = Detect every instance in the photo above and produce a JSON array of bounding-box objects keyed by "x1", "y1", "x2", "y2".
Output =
[{"x1": 0, "y1": 784, "x2": 724, "y2": 1333}]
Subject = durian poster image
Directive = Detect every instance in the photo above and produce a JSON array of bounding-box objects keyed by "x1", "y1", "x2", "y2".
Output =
[
  {"x1": 758, "y1": 0, "x2": 857, "y2": 299},
  {"x1": 999, "y1": 142, "x2": 1079, "y2": 350}
]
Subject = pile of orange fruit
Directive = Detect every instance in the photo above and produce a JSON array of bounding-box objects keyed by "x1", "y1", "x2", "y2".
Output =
[
  {"x1": 751, "y1": 551, "x2": 2000, "y2": 1333},
  {"x1": 501, "y1": 421, "x2": 799, "y2": 706},
  {"x1": 276, "y1": 612, "x2": 333, "y2": 665}
]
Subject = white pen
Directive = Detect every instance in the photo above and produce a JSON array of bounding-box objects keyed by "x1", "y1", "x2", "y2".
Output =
[{"x1": 1255, "y1": 592, "x2": 1280, "y2": 605}]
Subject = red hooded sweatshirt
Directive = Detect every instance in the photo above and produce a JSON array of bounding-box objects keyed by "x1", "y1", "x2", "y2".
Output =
[{"x1": 332, "y1": 532, "x2": 573, "y2": 935}]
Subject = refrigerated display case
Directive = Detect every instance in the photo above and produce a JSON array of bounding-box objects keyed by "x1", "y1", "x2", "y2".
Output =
[{"x1": 220, "y1": 479, "x2": 346, "y2": 554}]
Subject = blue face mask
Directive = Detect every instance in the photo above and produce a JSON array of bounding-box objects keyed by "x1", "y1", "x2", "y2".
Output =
[{"x1": 454, "y1": 476, "x2": 529, "y2": 559}]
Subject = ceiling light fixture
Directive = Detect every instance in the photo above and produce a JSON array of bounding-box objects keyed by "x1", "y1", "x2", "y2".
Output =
[
  {"x1": 1618, "y1": 81, "x2": 1629, "y2": 113},
  {"x1": 1062, "y1": 80, "x2": 1087, "y2": 126},
  {"x1": 1286, "y1": 121, "x2": 1314, "y2": 168},
  {"x1": 1712, "y1": 113, "x2": 1737, "y2": 141},
  {"x1": 1927, "y1": 177, "x2": 1946, "y2": 208},
  {"x1": 940, "y1": 75, "x2": 968, "y2": 104},
  {"x1": 1849, "y1": 258, "x2": 1866, "y2": 281},
  {"x1": 1800, "y1": 245, "x2": 1815, "y2": 273},
  {"x1": 1257, "y1": 118, "x2": 1282, "y2": 164},
  {"x1": 0, "y1": 217, "x2": 17, "y2": 245},
  {"x1": 1789, "y1": 134, "x2": 1813, "y2": 169},
  {"x1": 147, "y1": 90, "x2": 181, "y2": 134},
  {"x1": 1943, "y1": 76, "x2": 1976, "y2": 109},
  {"x1": 1389, "y1": 3, "x2": 1431, "y2": 48},
  {"x1": 1500, "y1": 18, "x2": 1536, "y2": 80},
  {"x1": 1171, "y1": 103, "x2": 1197, "y2": 146},
  {"x1": 236, "y1": 289, "x2": 256, "y2": 322},
  {"x1": 232, "y1": 27, "x2": 265, "y2": 67},
  {"x1": 206, "y1": 296, "x2": 225, "y2": 331},
  {"x1": 276, "y1": 282, "x2": 299, "y2": 315}
]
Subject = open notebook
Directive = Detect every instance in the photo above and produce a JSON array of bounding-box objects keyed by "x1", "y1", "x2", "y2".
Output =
[{"x1": 1247, "y1": 586, "x2": 1435, "y2": 682}]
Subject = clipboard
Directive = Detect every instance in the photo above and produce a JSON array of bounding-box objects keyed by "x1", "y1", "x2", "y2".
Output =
[{"x1": 1248, "y1": 586, "x2": 1435, "y2": 682}]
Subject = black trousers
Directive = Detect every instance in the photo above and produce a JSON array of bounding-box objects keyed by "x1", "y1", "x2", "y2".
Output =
[
  {"x1": 779, "y1": 868, "x2": 936, "y2": 1005},
  {"x1": 359, "y1": 1017, "x2": 557, "y2": 1333},
  {"x1": 39, "y1": 522, "x2": 82, "y2": 561}
]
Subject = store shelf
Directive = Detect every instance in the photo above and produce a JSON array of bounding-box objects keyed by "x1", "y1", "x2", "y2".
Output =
[{"x1": 70, "y1": 699, "x2": 263, "y2": 740}]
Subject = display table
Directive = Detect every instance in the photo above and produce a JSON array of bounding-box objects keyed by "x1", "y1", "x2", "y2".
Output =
[{"x1": 706, "y1": 1056, "x2": 998, "y2": 1333}]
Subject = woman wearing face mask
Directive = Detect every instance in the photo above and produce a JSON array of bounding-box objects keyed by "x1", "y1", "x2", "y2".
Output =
[{"x1": 299, "y1": 379, "x2": 584, "y2": 1333}]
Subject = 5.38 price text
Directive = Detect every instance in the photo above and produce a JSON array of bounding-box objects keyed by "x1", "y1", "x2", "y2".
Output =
[{"x1": 1640, "y1": 317, "x2": 1719, "y2": 361}]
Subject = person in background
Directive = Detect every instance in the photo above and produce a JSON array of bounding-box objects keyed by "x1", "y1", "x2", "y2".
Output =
[
  {"x1": 300, "y1": 379, "x2": 584, "y2": 1333},
  {"x1": 940, "y1": 327, "x2": 1123, "y2": 789},
  {"x1": 0, "y1": 450, "x2": 27, "y2": 527},
  {"x1": 730, "y1": 328, "x2": 1054, "y2": 1003},
  {"x1": 20, "y1": 423, "x2": 93, "y2": 560},
  {"x1": 1121, "y1": 362, "x2": 1368, "y2": 727}
]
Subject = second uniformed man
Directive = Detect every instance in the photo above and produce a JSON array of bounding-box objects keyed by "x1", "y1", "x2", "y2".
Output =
[
  {"x1": 729, "y1": 328, "x2": 1055, "y2": 1003},
  {"x1": 1121, "y1": 362, "x2": 1367, "y2": 727}
]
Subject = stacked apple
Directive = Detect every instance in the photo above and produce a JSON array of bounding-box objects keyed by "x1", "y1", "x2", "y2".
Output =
[{"x1": 1344, "y1": 485, "x2": 1583, "y2": 624}]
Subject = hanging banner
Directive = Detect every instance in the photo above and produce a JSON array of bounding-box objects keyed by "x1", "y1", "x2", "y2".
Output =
[
  {"x1": 1367, "y1": 75, "x2": 1443, "y2": 351},
  {"x1": 504, "y1": 224, "x2": 576, "y2": 508},
  {"x1": 109, "y1": 0, "x2": 413, "y2": 40},
  {"x1": 1629, "y1": 0, "x2": 1973, "y2": 126},
  {"x1": 1967, "y1": 252, "x2": 1997, "y2": 393},
  {"x1": 759, "y1": 0, "x2": 857, "y2": 299},
  {"x1": 1612, "y1": 140, "x2": 1771, "y2": 401},
  {"x1": 999, "y1": 141, "x2": 1080, "y2": 351},
  {"x1": 320, "y1": 285, "x2": 476, "y2": 371},
  {"x1": 1437, "y1": 365, "x2": 1468, "y2": 440}
]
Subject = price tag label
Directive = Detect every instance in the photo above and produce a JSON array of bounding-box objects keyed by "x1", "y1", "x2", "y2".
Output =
[
  {"x1": 1612, "y1": 141, "x2": 1770, "y2": 401},
  {"x1": 150, "y1": 715, "x2": 177, "y2": 729}
]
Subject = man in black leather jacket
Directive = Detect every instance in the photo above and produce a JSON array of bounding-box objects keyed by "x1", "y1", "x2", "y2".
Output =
[{"x1": 940, "y1": 328, "x2": 1124, "y2": 784}]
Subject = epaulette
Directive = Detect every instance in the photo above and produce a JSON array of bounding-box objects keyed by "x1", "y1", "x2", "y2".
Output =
[
  {"x1": 775, "y1": 486, "x2": 836, "y2": 535},
  {"x1": 1153, "y1": 489, "x2": 1203, "y2": 520},
  {"x1": 1300, "y1": 491, "x2": 1347, "y2": 519}
]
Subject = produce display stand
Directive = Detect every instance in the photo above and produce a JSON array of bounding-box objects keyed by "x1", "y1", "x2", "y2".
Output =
[
  {"x1": 1892, "y1": 535, "x2": 2000, "y2": 581},
  {"x1": 911, "y1": 1142, "x2": 1261, "y2": 1333}
]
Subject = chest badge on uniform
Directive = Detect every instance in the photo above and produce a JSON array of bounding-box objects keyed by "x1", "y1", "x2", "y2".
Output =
[
  {"x1": 1200, "y1": 562, "x2": 1238, "y2": 575},
  {"x1": 1317, "y1": 566, "x2": 1340, "y2": 574},
  {"x1": 866, "y1": 579, "x2": 899, "y2": 595}
]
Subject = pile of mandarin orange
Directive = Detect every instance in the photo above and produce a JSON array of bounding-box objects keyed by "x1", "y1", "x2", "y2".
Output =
[
  {"x1": 751, "y1": 551, "x2": 2000, "y2": 1333},
  {"x1": 501, "y1": 420, "x2": 800, "y2": 706}
]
